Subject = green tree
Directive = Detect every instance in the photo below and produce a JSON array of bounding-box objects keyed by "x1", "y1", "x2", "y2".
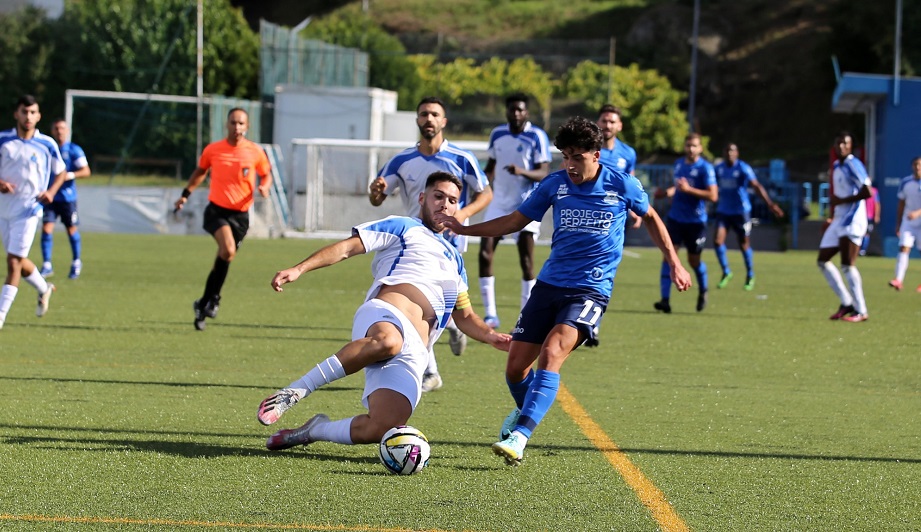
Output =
[
  {"x1": 408, "y1": 55, "x2": 554, "y2": 115},
  {"x1": 42, "y1": 0, "x2": 260, "y2": 172},
  {"x1": 57, "y1": 0, "x2": 258, "y2": 97},
  {"x1": 561, "y1": 61, "x2": 687, "y2": 155},
  {"x1": 0, "y1": 6, "x2": 55, "y2": 120},
  {"x1": 303, "y1": 7, "x2": 424, "y2": 109}
]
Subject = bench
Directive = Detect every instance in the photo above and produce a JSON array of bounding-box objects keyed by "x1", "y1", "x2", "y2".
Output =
[{"x1": 94, "y1": 155, "x2": 183, "y2": 180}]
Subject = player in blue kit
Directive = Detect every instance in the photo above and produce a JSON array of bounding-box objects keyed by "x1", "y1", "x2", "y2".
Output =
[
  {"x1": 820, "y1": 131, "x2": 871, "y2": 322},
  {"x1": 40, "y1": 119, "x2": 91, "y2": 280},
  {"x1": 369, "y1": 96, "x2": 493, "y2": 392},
  {"x1": 653, "y1": 132, "x2": 717, "y2": 313},
  {"x1": 436, "y1": 117, "x2": 692, "y2": 466},
  {"x1": 597, "y1": 105, "x2": 642, "y2": 230},
  {"x1": 713, "y1": 143, "x2": 783, "y2": 291},
  {"x1": 479, "y1": 94, "x2": 552, "y2": 329},
  {"x1": 597, "y1": 104, "x2": 636, "y2": 175}
]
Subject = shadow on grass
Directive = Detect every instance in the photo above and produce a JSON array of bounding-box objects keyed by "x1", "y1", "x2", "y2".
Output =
[
  {"x1": 0, "y1": 375, "x2": 358, "y2": 393},
  {"x1": 8, "y1": 321, "x2": 353, "y2": 334},
  {"x1": 2, "y1": 425, "x2": 919, "y2": 465}
]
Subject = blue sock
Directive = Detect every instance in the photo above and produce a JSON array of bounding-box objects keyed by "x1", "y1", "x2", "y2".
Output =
[
  {"x1": 41, "y1": 232, "x2": 53, "y2": 263},
  {"x1": 743, "y1": 248, "x2": 754, "y2": 278},
  {"x1": 515, "y1": 369, "x2": 560, "y2": 439},
  {"x1": 69, "y1": 231, "x2": 82, "y2": 261},
  {"x1": 659, "y1": 261, "x2": 672, "y2": 299},
  {"x1": 715, "y1": 244, "x2": 730, "y2": 275},
  {"x1": 507, "y1": 369, "x2": 535, "y2": 409},
  {"x1": 694, "y1": 261, "x2": 708, "y2": 292}
]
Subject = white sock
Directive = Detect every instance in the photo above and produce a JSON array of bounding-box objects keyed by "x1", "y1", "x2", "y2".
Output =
[
  {"x1": 510, "y1": 430, "x2": 530, "y2": 445},
  {"x1": 818, "y1": 261, "x2": 853, "y2": 307},
  {"x1": 445, "y1": 318, "x2": 460, "y2": 333},
  {"x1": 521, "y1": 279, "x2": 536, "y2": 310},
  {"x1": 425, "y1": 346, "x2": 439, "y2": 375},
  {"x1": 0, "y1": 284, "x2": 18, "y2": 321},
  {"x1": 895, "y1": 252, "x2": 909, "y2": 282},
  {"x1": 308, "y1": 416, "x2": 354, "y2": 445},
  {"x1": 479, "y1": 276, "x2": 497, "y2": 317},
  {"x1": 290, "y1": 355, "x2": 346, "y2": 398},
  {"x1": 23, "y1": 269, "x2": 49, "y2": 294},
  {"x1": 842, "y1": 265, "x2": 867, "y2": 315}
]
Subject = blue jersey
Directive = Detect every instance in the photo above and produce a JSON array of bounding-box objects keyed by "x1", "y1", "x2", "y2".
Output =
[
  {"x1": 54, "y1": 141, "x2": 89, "y2": 203},
  {"x1": 715, "y1": 159, "x2": 757, "y2": 216},
  {"x1": 599, "y1": 139, "x2": 637, "y2": 175},
  {"x1": 517, "y1": 165, "x2": 649, "y2": 298},
  {"x1": 668, "y1": 156, "x2": 716, "y2": 223}
]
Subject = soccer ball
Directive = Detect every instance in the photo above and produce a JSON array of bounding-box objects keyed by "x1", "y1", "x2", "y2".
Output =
[{"x1": 378, "y1": 425, "x2": 430, "y2": 475}]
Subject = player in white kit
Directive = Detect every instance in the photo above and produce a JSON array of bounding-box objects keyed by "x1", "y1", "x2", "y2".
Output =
[
  {"x1": 368, "y1": 96, "x2": 493, "y2": 392},
  {"x1": 819, "y1": 131, "x2": 872, "y2": 322},
  {"x1": 0, "y1": 95, "x2": 66, "y2": 330},
  {"x1": 889, "y1": 157, "x2": 921, "y2": 292},
  {"x1": 257, "y1": 172, "x2": 510, "y2": 449}
]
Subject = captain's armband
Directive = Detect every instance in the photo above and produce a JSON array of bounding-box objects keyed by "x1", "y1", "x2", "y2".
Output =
[{"x1": 454, "y1": 291, "x2": 472, "y2": 311}]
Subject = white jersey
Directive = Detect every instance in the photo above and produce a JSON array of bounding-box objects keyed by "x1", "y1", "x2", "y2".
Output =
[
  {"x1": 353, "y1": 215, "x2": 468, "y2": 348},
  {"x1": 830, "y1": 154, "x2": 871, "y2": 226},
  {"x1": 484, "y1": 121, "x2": 552, "y2": 219},
  {"x1": 377, "y1": 140, "x2": 488, "y2": 219},
  {"x1": 0, "y1": 128, "x2": 65, "y2": 219},
  {"x1": 897, "y1": 175, "x2": 921, "y2": 229}
]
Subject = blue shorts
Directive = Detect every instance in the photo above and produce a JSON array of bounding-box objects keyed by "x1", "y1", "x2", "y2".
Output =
[
  {"x1": 511, "y1": 281, "x2": 609, "y2": 348},
  {"x1": 42, "y1": 200, "x2": 79, "y2": 228},
  {"x1": 666, "y1": 218, "x2": 707, "y2": 254},
  {"x1": 715, "y1": 212, "x2": 752, "y2": 239}
]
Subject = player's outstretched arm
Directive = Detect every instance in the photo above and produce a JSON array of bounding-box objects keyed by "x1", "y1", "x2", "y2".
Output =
[
  {"x1": 271, "y1": 235, "x2": 367, "y2": 292},
  {"x1": 452, "y1": 302, "x2": 512, "y2": 352},
  {"x1": 435, "y1": 210, "x2": 530, "y2": 238},
  {"x1": 751, "y1": 179, "x2": 784, "y2": 218},
  {"x1": 642, "y1": 207, "x2": 692, "y2": 291}
]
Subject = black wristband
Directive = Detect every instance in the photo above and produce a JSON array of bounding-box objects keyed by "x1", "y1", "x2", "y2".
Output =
[{"x1": 181, "y1": 188, "x2": 191, "y2": 199}]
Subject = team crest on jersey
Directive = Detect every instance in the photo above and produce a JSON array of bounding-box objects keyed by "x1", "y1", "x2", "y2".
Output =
[
  {"x1": 603, "y1": 192, "x2": 620, "y2": 205},
  {"x1": 242, "y1": 168, "x2": 250, "y2": 177},
  {"x1": 557, "y1": 184, "x2": 569, "y2": 196}
]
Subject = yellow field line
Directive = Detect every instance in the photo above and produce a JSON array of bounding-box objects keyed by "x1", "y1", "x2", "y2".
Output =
[
  {"x1": 0, "y1": 514, "x2": 430, "y2": 531},
  {"x1": 557, "y1": 383, "x2": 691, "y2": 532}
]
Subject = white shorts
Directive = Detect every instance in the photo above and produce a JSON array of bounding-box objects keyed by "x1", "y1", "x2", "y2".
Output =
[
  {"x1": 352, "y1": 298, "x2": 429, "y2": 411},
  {"x1": 898, "y1": 222, "x2": 921, "y2": 250},
  {"x1": 0, "y1": 213, "x2": 40, "y2": 257},
  {"x1": 819, "y1": 216, "x2": 866, "y2": 248}
]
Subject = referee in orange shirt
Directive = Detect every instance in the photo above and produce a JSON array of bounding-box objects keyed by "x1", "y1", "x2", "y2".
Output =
[{"x1": 174, "y1": 108, "x2": 271, "y2": 330}]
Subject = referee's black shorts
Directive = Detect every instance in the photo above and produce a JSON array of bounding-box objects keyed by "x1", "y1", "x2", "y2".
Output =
[{"x1": 202, "y1": 202, "x2": 249, "y2": 247}]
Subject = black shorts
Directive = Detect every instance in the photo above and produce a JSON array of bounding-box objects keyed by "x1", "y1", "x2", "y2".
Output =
[
  {"x1": 666, "y1": 218, "x2": 707, "y2": 254},
  {"x1": 202, "y1": 202, "x2": 249, "y2": 247}
]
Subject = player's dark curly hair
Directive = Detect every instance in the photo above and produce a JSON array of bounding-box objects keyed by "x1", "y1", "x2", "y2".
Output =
[{"x1": 554, "y1": 116, "x2": 603, "y2": 153}]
